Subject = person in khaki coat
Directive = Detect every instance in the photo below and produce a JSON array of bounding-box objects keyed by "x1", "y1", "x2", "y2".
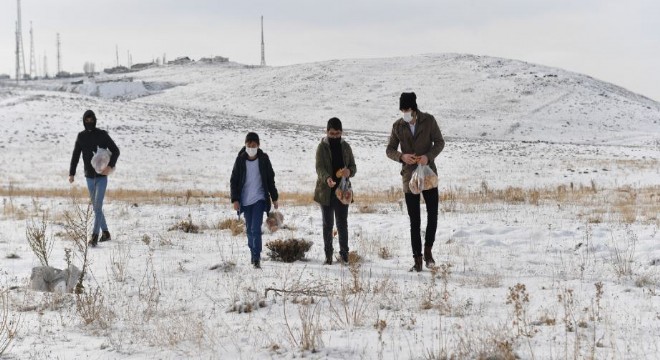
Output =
[
  {"x1": 386, "y1": 92, "x2": 444, "y2": 272},
  {"x1": 314, "y1": 118, "x2": 357, "y2": 264}
]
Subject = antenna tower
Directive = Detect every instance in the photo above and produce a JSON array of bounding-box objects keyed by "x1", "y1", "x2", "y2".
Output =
[
  {"x1": 43, "y1": 53, "x2": 48, "y2": 78},
  {"x1": 56, "y1": 33, "x2": 62, "y2": 74},
  {"x1": 260, "y1": 16, "x2": 266, "y2": 66},
  {"x1": 29, "y1": 22, "x2": 36, "y2": 79},
  {"x1": 16, "y1": 0, "x2": 26, "y2": 81}
]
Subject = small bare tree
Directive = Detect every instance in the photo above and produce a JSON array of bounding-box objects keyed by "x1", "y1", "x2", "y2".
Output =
[
  {"x1": 26, "y1": 210, "x2": 53, "y2": 267},
  {"x1": 62, "y1": 197, "x2": 94, "y2": 294}
]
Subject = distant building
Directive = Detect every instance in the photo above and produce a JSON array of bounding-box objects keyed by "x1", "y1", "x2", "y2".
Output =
[
  {"x1": 199, "y1": 56, "x2": 229, "y2": 64},
  {"x1": 55, "y1": 71, "x2": 71, "y2": 78},
  {"x1": 0, "y1": 74, "x2": 10, "y2": 80},
  {"x1": 103, "y1": 66, "x2": 132, "y2": 74},
  {"x1": 168, "y1": 56, "x2": 192, "y2": 65},
  {"x1": 131, "y1": 62, "x2": 157, "y2": 71}
]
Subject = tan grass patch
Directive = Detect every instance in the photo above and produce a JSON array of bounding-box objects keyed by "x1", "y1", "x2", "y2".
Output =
[
  {"x1": 2, "y1": 185, "x2": 658, "y2": 224},
  {"x1": 217, "y1": 218, "x2": 245, "y2": 236}
]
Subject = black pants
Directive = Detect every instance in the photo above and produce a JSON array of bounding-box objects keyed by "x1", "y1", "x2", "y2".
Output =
[
  {"x1": 321, "y1": 195, "x2": 349, "y2": 257},
  {"x1": 404, "y1": 188, "x2": 439, "y2": 257}
]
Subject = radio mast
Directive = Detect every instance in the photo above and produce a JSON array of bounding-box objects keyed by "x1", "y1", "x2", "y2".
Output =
[
  {"x1": 260, "y1": 16, "x2": 266, "y2": 66},
  {"x1": 15, "y1": 0, "x2": 27, "y2": 81},
  {"x1": 56, "y1": 33, "x2": 62, "y2": 75},
  {"x1": 29, "y1": 22, "x2": 37, "y2": 79}
]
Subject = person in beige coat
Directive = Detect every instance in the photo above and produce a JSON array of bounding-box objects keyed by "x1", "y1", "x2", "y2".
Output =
[{"x1": 386, "y1": 92, "x2": 445, "y2": 272}]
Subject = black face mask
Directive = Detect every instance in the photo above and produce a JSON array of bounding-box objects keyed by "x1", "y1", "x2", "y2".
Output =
[
  {"x1": 328, "y1": 137, "x2": 341, "y2": 146},
  {"x1": 84, "y1": 121, "x2": 96, "y2": 131}
]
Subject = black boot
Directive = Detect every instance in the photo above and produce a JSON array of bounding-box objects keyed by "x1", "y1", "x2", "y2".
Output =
[
  {"x1": 410, "y1": 255, "x2": 423, "y2": 272},
  {"x1": 89, "y1": 233, "x2": 99, "y2": 247},
  {"x1": 424, "y1": 245, "x2": 435, "y2": 268},
  {"x1": 324, "y1": 252, "x2": 333, "y2": 265},
  {"x1": 100, "y1": 230, "x2": 111, "y2": 242}
]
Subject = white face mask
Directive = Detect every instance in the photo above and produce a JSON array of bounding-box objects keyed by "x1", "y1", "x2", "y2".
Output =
[
  {"x1": 246, "y1": 147, "x2": 258, "y2": 157},
  {"x1": 402, "y1": 111, "x2": 413, "y2": 123}
]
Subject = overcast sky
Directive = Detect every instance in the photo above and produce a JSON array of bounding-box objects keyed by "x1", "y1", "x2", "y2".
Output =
[{"x1": 1, "y1": 0, "x2": 659, "y2": 101}]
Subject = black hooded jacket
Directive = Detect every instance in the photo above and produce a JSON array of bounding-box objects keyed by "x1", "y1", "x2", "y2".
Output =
[
  {"x1": 230, "y1": 147, "x2": 278, "y2": 213},
  {"x1": 69, "y1": 110, "x2": 120, "y2": 178}
]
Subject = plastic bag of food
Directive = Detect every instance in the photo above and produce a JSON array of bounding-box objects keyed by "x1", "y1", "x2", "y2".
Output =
[
  {"x1": 409, "y1": 165, "x2": 438, "y2": 194},
  {"x1": 265, "y1": 211, "x2": 284, "y2": 233},
  {"x1": 91, "y1": 146, "x2": 112, "y2": 174},
  {"x1": 335, "y1": 177, "x2": 353, "y2": 205}
]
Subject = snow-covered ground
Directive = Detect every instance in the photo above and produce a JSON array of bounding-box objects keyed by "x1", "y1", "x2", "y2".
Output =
[{"x1": 0, "y1": 54, "x2": 659, "y2": 359}]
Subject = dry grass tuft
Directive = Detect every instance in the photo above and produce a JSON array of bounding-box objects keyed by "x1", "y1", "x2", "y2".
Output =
[
  {"x1": 347, "y1": 251, "x2": 362, "y2": 265},
  {"x1": 378, "y1": 246, "x2": 392, "y2": 260},
  {"x1": 217, "y1": 218, "x2": 245, "y2": 236},
  {"x1": 168, "y1": 214, "x2": 199, "y2": 233}
]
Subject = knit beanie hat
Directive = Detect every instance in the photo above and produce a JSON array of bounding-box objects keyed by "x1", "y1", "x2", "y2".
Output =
[
  {"x1": 399, "y1": 92, "x2": 418, "y2": 111},
  {"x1": 327, "y1": 117, "x2": 343, "y2": 131},
  {"x1": 245, "y1": 132, "x2": 260, "y2": 145}
]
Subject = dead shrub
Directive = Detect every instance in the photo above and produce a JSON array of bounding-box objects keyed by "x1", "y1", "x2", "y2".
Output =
[
  {"x1": 0, "y1": 290, "x2": 19, "y2": 356},
  {"x1": 76, "y1": 287, "x2": 113, "y2": 329},
  {"x1": 26, "y1": 210, "x2": 54, "y2": 267},
  {"x1": 227, "y1": 299, "x2": 267, "y2": 314},
  {"x1": 217, "y1": 217, "x2": 245, "y2": 236},
  {"x1": 266, "y1": 238, "x2": 313, "y2": 262},
  {"x1": 168, "y1": 214, "x2": 199, "y2": 233},
  {"x1": 347, "y1": 251, "x2": 362, "y2": 265},
  {"x1": 378, "y1": 247, "x2": 392, "y2": 260}
]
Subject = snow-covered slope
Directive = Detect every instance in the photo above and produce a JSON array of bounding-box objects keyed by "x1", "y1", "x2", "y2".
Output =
[{"x1": 125, "y1": 53, "x2": 660, "y2": 146}]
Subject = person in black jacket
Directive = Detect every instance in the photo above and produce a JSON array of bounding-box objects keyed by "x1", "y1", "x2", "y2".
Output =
[
  {"x1": 230, "y1": 132, "x2": 279, "y2": 268},
  {"x1": 69, "y1": 110, "x2": 120, "y2": 247}
]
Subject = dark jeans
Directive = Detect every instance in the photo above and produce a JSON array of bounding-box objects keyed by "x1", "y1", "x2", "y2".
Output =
[
  {"x1": 404, "y1": 188, "x2": 439, "y2": 257},
  {"x1": 242, "y1": 200, "x2": 266, "y2": 262},
  {"x1": 321, "y1": 195, "x2": 349, "y2": 257}
]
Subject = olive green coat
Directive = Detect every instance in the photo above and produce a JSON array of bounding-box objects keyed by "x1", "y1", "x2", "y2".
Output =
[
  {"x1": 314, "y1": 137, "x2": 357, "y2": 206},
  {"x1": 386, "y1": 111, "x2": 445, "y2": 193}
]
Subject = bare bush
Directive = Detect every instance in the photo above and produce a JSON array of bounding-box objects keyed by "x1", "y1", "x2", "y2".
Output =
[
  {"x1": 266, "y1": 238, "x2": 313, "y2": 262},
  {"x1": 609, "y1": 227, "x2": 637, "y2": 277},
  {"x1": 62, "y1": 197, "x2": 94, "y2": 294},
  {"x1": 26, "y1": 210, "x2": 54, "y2": 267},
  {"x1": 0, "y1": 290, "x2": 19, "y2": 356},
  {"x1": 328, "y1": 287, "x2": 370, "y2": 329},
  {"x1": 506, "y1": 283, "x2": 534, "y2": 338},
  {"x1": 265, "y1": 268, "x2": 330, "y2": 298},
  {"x1": 76, "y1": 287, "x2": 113, "y2": 329},
  {"x1": 168, "y1": 214, "x2": 199, "y2": 233},
  {"x1": 109, "y1": 243, "x2": 131, "y2": 283},
  {"x1": 226, "y1": 299, "x2": 267, "y2": 314},
  {"x1": 217, "y1": 217, "x2": 245, "y2": 236},
  {"x1": 283, "y1": 297, "x2": 324, "y2": 352},
  {"x1": 421, "y1": 264, "x2": 453, "y2": 314},
  {"x1": 138, "y1": 251, "x2": 161, "y2": 322}
]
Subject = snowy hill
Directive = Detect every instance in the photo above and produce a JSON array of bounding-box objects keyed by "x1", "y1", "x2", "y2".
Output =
[
  {"x1": 1, "y1": 54, "x2": 660, "y2": 359},
  {"x1": 124, "y1": 53, "x2": 660, "y2": 146}
]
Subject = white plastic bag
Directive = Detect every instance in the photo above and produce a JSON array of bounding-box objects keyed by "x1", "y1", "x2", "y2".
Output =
[
  {"x1": 335, "y1": 177, "x2": 353, "y2": 205},
  {"x1": 409, "y1": 165, "x2": 438, "y2": 194},
  {"x1": 91, "y1": 146, "x2": 112, "y2": 174}
]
